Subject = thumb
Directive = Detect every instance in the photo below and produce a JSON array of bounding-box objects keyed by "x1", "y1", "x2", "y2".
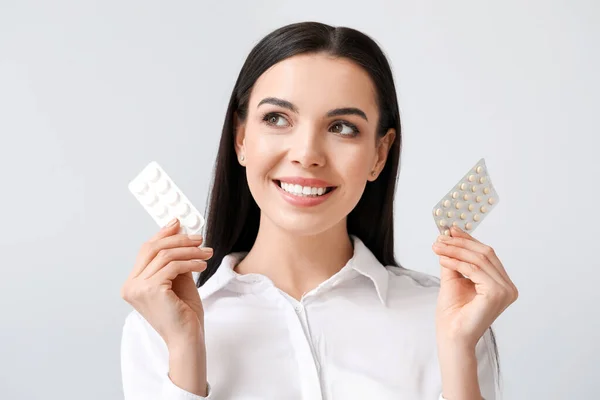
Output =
[
  {"x1": 439, "y1": 258, "x2": 463, "y2": 282},
  {"x1": 448, "y1": 226, "x2": 481, "y2": 243}
]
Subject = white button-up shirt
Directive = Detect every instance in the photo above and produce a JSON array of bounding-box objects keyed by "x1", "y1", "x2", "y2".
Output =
[{"x1": 121, "y1": 236, "x2": 499, "y2": 400}]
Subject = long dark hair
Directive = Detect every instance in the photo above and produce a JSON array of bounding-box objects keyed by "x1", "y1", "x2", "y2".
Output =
[{"x1": 196, "y1": 21, "x2": 500, "y2": 383}]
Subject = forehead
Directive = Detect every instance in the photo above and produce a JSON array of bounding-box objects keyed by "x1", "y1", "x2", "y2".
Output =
[{"x1": 250, "y1": 53, "x2": 378, "y2": 116}]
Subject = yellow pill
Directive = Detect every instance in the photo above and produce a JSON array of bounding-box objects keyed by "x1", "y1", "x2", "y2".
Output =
[
  {"x1": 439, "y1": 219, "x2": 447, "y2": 227},
  {"x1": 471, "y1": 185, "x2": 478, "y2": 192},
  {"x1": 434, "y1": 208, "x2": 442, "y2": 216},
  {"x1": 473, "y1": 214, "x2": 480, "y2": 221},
  {"x1": 488, "y1": 197, "x2": 496, "y2": 205},
  {"x1": 455, "y1": 202, "x2": 462, "y2": 209},
  {"x1": 476, "y1": 196, "x2": 482, "y2": 203},
  {"x1": 468, "y1": 204, "x2": 474, "y2": 211},
  {"x1": 479, "y1": 176, "x2": 486, "y2": 184},
  {"x1": 483, "y1": 187, "x2": 490, "y2": 195},
  {"x1": 447, "y1": 211, "x2": 454, "y2": 218},
  {"x1": 463, "y1": 194, "x2": 470, "y2": 201},
  {"x1": 460, "y1": 213, "x2": 467, "y2": 220},
  {"x1": 468, "y1": 174, "x2": 476, "y2": 182},
  {"x1": 452, "y1": 191, "x2": 459, "y2": 199},
  {"x1": 443, "y1": 200, "x2": 451, "y2": 208},
  {"x1": 480, "y1": 206, "x2": 488, "y2": 213},
  {"x1": 465, "y1": 222, "x2": 473, "y2": 230}
]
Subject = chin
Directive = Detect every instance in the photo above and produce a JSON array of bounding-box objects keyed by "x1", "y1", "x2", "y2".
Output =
[{"x1": 267, "y1": 212, "x2": 346, "y2": 238}]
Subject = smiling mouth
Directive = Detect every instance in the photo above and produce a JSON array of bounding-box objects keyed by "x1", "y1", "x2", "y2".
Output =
[{"x1": 274, "y1": 180, "x2": 336, "y2": 197}]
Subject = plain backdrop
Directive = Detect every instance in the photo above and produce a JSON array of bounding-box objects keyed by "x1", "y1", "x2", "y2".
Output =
[{"x1": 1, "y1": 1, "x2": 598, "y2": 399}]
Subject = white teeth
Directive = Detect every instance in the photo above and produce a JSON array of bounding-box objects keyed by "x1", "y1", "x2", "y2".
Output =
[{"x1": 280, "y1": 182, "x2": 330, "y2": 197}]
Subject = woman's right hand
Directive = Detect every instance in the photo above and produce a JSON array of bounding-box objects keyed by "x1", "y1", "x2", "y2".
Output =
[{"x1": 120, "y1": 217, "x2": 212, "y2": 349}]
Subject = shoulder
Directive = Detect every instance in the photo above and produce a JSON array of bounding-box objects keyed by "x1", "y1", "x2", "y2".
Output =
[
  {"x1": 123, "y1": 308, "x2": 148, "y2": 329},
  {"x1": 383, "y1": 264, "x2": 440, "y2": 309},
  {"x1": 386, "y1": 264, "x2": 440, "y2": 288},
  {"x1": 122, "y1": 309, "x2": 152, "y2": 339},
  {"x1": 121, "y1": 309, "x2": 167, "y2": 351}
]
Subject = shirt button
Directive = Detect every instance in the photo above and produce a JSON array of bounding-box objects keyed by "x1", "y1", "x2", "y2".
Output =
[{"x1": 295, "y1": 305, "x2": 303, "y2": 313}]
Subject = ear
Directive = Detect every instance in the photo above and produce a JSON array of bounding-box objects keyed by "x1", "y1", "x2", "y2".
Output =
[
  {"x1": 233, "y1": 112, "x2": 246, "y2": 165},
  {"x1": 368, "y1": 128, "x2": 396, "y2": 181}
]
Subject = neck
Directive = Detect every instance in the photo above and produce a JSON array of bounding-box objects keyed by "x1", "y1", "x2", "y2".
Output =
[{"x1": 234, "y1": 213, "x2": 354, "y2": 300}]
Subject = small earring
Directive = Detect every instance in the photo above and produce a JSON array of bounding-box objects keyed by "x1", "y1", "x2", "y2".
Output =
[
  {"x1": 240, "y1": 155, "x2": 245, "y2": 162},
  {"x1": 371, "y1": 170, "x2": 376, "y2": 177}
]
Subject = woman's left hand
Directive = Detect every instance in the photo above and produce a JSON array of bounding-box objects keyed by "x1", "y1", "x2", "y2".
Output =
[{"x1": 432, "y1": 226, "x2": 518, "y2": 349}]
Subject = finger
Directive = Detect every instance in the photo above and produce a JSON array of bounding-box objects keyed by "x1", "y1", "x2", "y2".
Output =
[
  {"x1": 432, "y1": 242, "x2": 505, "y2": 286},
  {"x1": 140, "y1": 246, "x2": 213, "y2": 280},
  {"x1": 438, "y1": 255, "x2": 498, "y2": 288},
  {"x1": 132, "y1": 232, "x2": 203, "y2": 278},
  {"x1": 149, "y1": 217, "x2": 181, "y2": 242},
  {"x1": 130, "y1": 218, "x2": 181, "y2": 277},
  {"x1": 448, "y1": 226, "x2": 511, "y2": 283},
  {"x1": 155, "y1": 259, "x2": 208, "y2": 282},
  {"x1": 438, "y1": 233, "x2": 503, "y2": 271}
]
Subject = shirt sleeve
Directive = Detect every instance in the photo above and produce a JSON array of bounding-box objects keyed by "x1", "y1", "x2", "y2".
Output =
[
  {"x1": 120, "y1": 310, "x2": 213, "y2": 400},
  {"x1": 438, "y1": 327, "x2": 501, "y2": 400}
]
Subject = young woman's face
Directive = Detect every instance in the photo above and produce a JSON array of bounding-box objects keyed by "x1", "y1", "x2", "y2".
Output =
[{"x1": 236, "y1": 53, "x2": 395, "y2": 236}]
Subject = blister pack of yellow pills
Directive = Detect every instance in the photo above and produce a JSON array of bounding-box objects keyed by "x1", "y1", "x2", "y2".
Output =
[
  {"x1": 432, "y1": 158, "x2": 500, "y2": 236},
  {"x1": 128, "y1": 161, "x2": 205, "y2": 235}
]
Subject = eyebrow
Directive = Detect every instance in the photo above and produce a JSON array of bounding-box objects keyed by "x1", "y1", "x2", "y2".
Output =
[{"x1": 257, "y1": 97, "x2": 368, "y2": 122}]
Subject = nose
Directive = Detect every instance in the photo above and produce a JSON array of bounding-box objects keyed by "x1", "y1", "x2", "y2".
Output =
[{"x1": 288, "y1": 127, "x2": 326, "y2": 169}]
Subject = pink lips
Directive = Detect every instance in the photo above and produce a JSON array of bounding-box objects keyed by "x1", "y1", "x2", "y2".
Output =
[{"x1": 273, "y1": 177, "x2": 336, "y2": 208}]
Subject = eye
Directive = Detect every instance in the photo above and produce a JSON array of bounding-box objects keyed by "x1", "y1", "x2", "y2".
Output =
[
  {"x1": 330, "y1": 121, "x2": 359, "y2": 137},
  {"x1": 262, "y1": 112, "x2": 290, "y2": 127}
]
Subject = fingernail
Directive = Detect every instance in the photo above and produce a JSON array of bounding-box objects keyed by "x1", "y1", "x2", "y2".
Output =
[
  {"x1": 188, "y1": 235, "x2": 203, "y2": 241},
  {"x1": 437, "y1": 235, "x2": 451, "y2": 242},
  {"x1": 204, "y1": 247, "x2": 213, "y2": 255},
  {"x1": 167, "y1": 218, "x2": 178, "y2": 227}
]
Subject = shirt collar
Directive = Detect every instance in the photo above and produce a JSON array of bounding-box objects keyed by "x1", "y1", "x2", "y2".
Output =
[
  {"x1": 200, "y1": 235, "x2": 390, "y2": 306},
  {"x1": 347, "y1": 235, "x2": 390, "y2": 306}
]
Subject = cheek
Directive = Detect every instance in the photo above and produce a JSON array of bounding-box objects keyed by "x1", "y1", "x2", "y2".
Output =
[
  {"x1": 337, "y1": 147, "x2": 372, "y2": 183},
  {"x1": 243, "y1": 130, "x2": 281, "y2": 185},
  {"x1": 331, "y1": 148, "x2": 373, "y2": 210},
  {"x1": 245, "y1": 129, "x2": 276, "y2": 160}
]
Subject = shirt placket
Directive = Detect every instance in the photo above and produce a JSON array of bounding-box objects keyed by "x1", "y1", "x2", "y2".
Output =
[{"x1": 278, "y1": 292, "x2": 324, "y2": 400}]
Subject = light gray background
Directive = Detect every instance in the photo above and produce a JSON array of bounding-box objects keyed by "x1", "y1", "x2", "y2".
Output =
[{"x1": 1, "y1": 1, "x2": 598, "y2": 399}]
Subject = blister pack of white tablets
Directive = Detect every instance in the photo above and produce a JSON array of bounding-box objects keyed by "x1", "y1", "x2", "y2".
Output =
[
  {"x1": 432, "y1": 158, "x2": 499, "y2": 236},
  {"x1": 128, "y1": 161, "x2": 205, "y2": 235}
]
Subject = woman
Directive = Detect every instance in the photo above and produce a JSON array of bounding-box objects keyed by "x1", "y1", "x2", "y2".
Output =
[{"x1": 120, "y1": 22, "x2": 518, "y2": 400}]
